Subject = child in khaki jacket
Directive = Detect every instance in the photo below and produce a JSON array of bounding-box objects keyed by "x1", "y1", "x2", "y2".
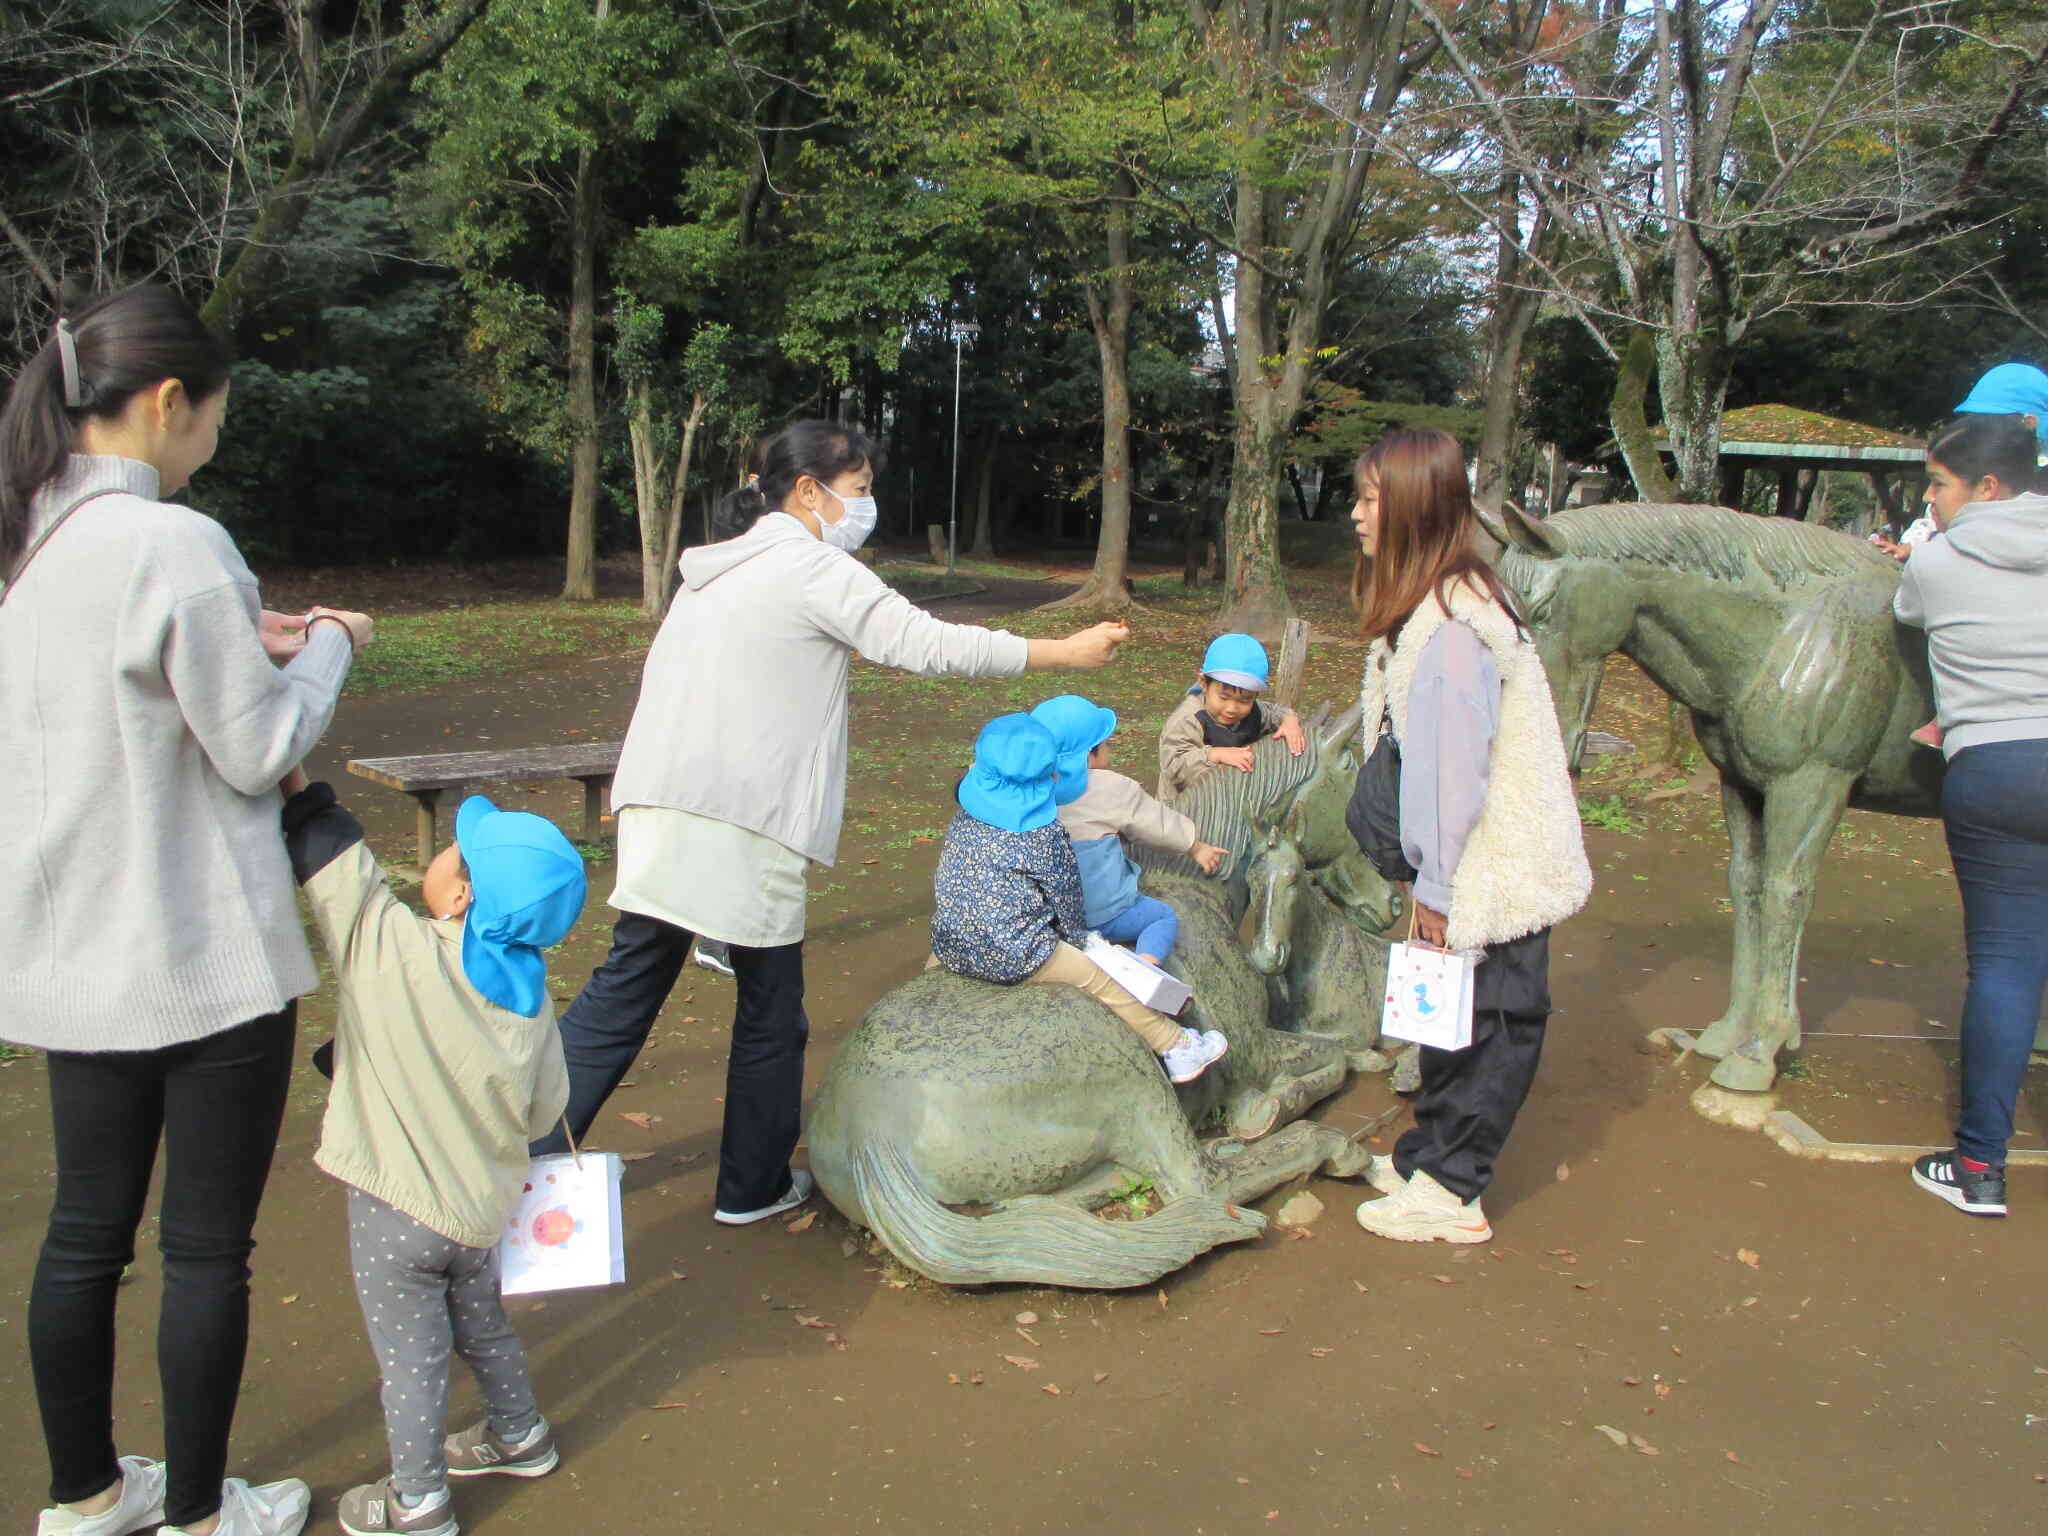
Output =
[
  {"x1": 1157, "y1": 633, "x2": 1307, "y2": 800},
  {"x1": 281, "y1": 774, "x2": 586, "y2": 1536},
  {"x1": 1032, "y1": 694, "x2": 1225, "y2": 965}
]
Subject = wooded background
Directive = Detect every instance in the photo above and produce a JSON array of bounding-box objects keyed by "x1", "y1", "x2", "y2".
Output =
[{"x1": 4, "y1": 1, "x2": 2044, "y2": 624}]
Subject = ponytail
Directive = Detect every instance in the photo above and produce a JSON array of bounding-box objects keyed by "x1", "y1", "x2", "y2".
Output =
[
  {"x1": 1, "y1": 284, "x2": 231, "y2": 573},
  {"x1": 712, "y1": 418, "x2": 876, "y2": 540}
]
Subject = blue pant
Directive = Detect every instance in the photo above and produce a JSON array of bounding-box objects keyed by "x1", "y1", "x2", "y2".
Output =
[
  {"x1": 1097, "y1": 896, "x2": 1178, "y2": 962},
  {"x1": 1941, "y1": 739, "x2": 2048, "y2": 1166}
]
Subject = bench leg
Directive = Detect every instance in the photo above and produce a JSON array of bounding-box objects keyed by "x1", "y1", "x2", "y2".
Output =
[
  {"x1": 577, "y1": 775, "x2": 613, "y2": 843},
  {"x1": 413, "y1": 789, "x2": 442, "y2": 875}
]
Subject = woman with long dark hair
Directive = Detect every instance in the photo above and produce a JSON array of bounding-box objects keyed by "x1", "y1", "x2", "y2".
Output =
[
  {"x1": 534, "y1": 418, "x2": 1128, "y2": 1224},
  {"x1": 3, "y1": 285, "x2": 371, "y2": 1536},
  {"x1": 1896, "y1": 413, "x2": 2048, "y2": 1217},
  {"x1": 1346, "y1": 428, "x2": 1590, "y2": 1245}
]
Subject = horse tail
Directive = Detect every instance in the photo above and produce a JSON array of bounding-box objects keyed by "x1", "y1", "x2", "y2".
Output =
[{"x1": 848, "y1": 1135, "x2": 1266, "y2": 1290}]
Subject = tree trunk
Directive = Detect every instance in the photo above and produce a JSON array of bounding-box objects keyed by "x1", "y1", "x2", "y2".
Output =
[
  {"x1": 657, "y1": 391, "x2": 706, "y2": 611},
  {"x1": 971, "y1": 431, "x2": 996, "y2": 558},
  {"x1": 628, "y1": 378, "x2": 665, "y2": 618},
  {"x1": 562, "y1": 135, "x2": 601, "y2": 600},
  {"x1": 1655, "y1": 323, "x2": 1731, "y2": 504},
  {"x1": 1473, "y1": 177, "x2": 1549, "y2": 514},
  {"x1": 1609, "y1": 328, "x2": 1681, "y2": 502},
  {"x1": 1217, "y1": 378, "x2": 1296, "y2": 640}
]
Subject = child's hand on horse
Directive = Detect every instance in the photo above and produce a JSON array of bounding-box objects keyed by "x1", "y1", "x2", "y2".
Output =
[
  {"x1": 1190, "y1": 840, "x2": 1225, "y2": 874},
  {"x1": 1277, "y1": 712, "x2": 1307, "y2": 755},
  {"x1": 1208, "y1": 744, "x2": 1256, "y2": 773}
]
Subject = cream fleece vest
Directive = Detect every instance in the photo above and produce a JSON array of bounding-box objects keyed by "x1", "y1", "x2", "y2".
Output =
[{"x1": 1360, "y1": 580, "x2": 1592, "y2": 951}]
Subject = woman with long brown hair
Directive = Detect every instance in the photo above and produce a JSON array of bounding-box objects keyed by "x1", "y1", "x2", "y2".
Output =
[{"x1": 1347, "y1": 428, "x2": 1590, "y2": 1244}]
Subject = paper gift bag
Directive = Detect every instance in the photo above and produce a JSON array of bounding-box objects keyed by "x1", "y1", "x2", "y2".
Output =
[
  {"x1": 1381, "y1": 935, "x2": 1476, "y2": 1052},
  {"x1": 1082, "y1": 932, "x2": 1194, "y2": 1017},
  {"x1": 498, "y1": 1147, "x2": 625, "y2": 1296}
]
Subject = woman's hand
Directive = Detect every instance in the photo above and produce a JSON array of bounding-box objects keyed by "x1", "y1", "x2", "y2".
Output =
[
  {"x1": 1028, "y1": 621, "x2": 1130, "y2": 670},
  {"x1": 280, "y1": 765, "x2": 309, "y2": 797},
  {"x1": 1190, "y1": 840, "x2": 1226, "y2": 874},
  {"x1": 258, "y1": 609, "x2": 310, "y2": 663},
  {"x1": 1207, "y1": 744, "x2": 1256, "y2": 773},
  {"x1": 1413, "y1": 901, "x2": 1449, "y2": 948},
  {"x1": 306, "y1": 606, "x2": 375, "y2": 650}
]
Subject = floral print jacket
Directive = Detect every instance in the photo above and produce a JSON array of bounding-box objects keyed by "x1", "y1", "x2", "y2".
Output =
[{"x1": 930, "y1": 808, "x2": 1090, "y2": 983}]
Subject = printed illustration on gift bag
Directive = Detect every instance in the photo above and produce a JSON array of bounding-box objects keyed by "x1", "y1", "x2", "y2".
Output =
[
  {"x1": 499, "y1": 1123, "x2": 626, "y2": 1296},
  {"x1": 1380, "y1": 907, "x2": 1476, "y2": 1053}
]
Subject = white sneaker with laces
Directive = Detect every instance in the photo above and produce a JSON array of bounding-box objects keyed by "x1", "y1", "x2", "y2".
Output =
[
  {"x1": 692, "y1": 940, "x2": 737, "y2": 977},
  {"x1": 1160, "y1": 1027, "x2": 1229, "y2": 1084},
  {"x1": 37, "y1": 1456, "x2": 167, "y2": 1536},
  {"x1": 714, "y1": 1167, "x2": 814, "y2": 1226},
  {"x1": 1354, "y1": 1168, "x2": 1492, "y2": 1244},
  {"x1": 1364, "y1": 1153, "x2": 1406, "y2": 1196},
  {"x1": 159, "y1": 1475, "x2": 312, "y2": 1536}
]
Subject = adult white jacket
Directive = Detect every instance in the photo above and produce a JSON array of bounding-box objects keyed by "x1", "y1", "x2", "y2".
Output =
[{"x1": 610, "y1": 513, "x2": 1028, "y2": 865}]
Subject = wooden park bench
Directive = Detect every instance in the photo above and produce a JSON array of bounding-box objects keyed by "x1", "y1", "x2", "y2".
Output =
[{"x1": 347, "y1": 742, "x2": 622, "y2": 873}]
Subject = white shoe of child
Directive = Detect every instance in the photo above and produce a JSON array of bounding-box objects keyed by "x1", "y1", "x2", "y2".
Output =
[{"x1": 1160, "y1": 1027, "x2": 1229, "y2": 1084}]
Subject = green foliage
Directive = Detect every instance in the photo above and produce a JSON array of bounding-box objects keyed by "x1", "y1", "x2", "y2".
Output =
[{"x1": 1578, "y1": 795, "x2": 1645, "y2": 836}]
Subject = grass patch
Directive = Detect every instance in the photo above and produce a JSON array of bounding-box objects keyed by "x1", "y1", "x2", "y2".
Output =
[
  {"x1": 0, "y1": 1041, "x2": 32, "y2": 1064},
  {"x1": 873, "y1": 563, "x2": 984, "y2": 602},
  {"x1": 1578, "y1": 794, "x2": 1646, "y2": 835},
  {"x1": 344, "y1": 601, "x2": 651, "y2": 696}
]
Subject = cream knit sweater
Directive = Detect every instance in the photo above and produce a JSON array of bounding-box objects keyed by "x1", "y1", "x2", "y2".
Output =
[
  {"x1": 1, "y1": 456, "x2": 353, "y2": 1050},
  {"x1": 1361, "y1": 580, "x2": 1591, "y2": 951}
]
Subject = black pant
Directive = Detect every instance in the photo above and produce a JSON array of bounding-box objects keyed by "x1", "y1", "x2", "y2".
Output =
[
  {"x1": 30, "y1": 1006, "x2": 296, "y2": 1525},
  {"x1": 1394, "y1": 928, "x2": 1550, "y2": 1203},
  {"x1": 534, "y1": 912, "x2": 808, "y2": 1213}
]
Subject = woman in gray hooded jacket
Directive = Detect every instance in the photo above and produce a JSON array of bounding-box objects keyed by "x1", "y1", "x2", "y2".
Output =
[{"x1": 535, "y1": 419, "x2": 1127, "y2": 1224}]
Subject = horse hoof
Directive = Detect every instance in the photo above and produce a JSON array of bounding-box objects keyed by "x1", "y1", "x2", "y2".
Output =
[
  {"x1": 1230, "y1": 1093, "x2": 1280, "y2": 1141},
  {"x1": 1708, "y1": 1048, "x2": 1778, "y2": 1093},
  {"x1": 1691, "y1": 1018, "x2": 1743, "y2": 1060}
]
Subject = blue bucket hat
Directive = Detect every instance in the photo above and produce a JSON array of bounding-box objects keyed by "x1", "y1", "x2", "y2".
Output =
[
  {"x1": 1201, "y1": 633, "x2": 1270, "y2": 693},
  {"x1": 1956, "y1": 364, "x2": 2048, "y2": 451},
  {"x1": 454, "y1": 796, "x2": 589, "y2": 1017},
  {"x1": 958, "y1": 714, "x2": 1059, "y2": 831},
  {"x1": 1030, "y1": 694, "x2": 1118, "y2": 805}
]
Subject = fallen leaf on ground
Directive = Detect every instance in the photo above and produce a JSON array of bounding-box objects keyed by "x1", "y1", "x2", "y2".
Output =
[
  {"x1": 1630, "y1": 1435, "x2": 1660, "y2": 1457},
  {"x1": 1413, "y1": 1442, "x2": 1441, "y2": 1457},
  {"x1": 1735, "y1": 1247, "x2": 1760, "y2": 1269},
  {"x1": 794, "y1": 1314, "x2": 831, "y2": 1329},
  {"x1": 619, "y1": 1112, "x2": 654, "y2": 1131},
  {"x1": 671, "y1": 1152, "x2": 702, "y2": 1166},
  {"x1": 1259, "y1": 1327, "x2": 1286, "y2": 1336},
  {"x1": 619, "y1": 1151, "x2": 655, "y2": 1162},
  {"x1": 1041, "y1": 1383, "x2": 1062, "y2": 1396},
  {"x1": 1286, "y1": 1226, "x2": 1315, "y2": 1241},
  {"x1": 784, "y1": 1210, "x2": 817, "y2": 1234},
  {"x1": 1016, "y1": 1329, "x2": 1039, "y2": 1345},
  {"x1": 947, "y1": 1373, "x2": 962, "y2": 1385},
  {"x1": 669, "y1": 1270, "x2": 688, "y2": 1280},
  {"x1": 1157, "y1": 1290, "x2": 1169, "y2": 1310},
  {"x1": 969, "y1": 1372, "x2": 985, "y2": 1385},
  {"x1": 1556, "y1": 1162, "x2": 1571, "y2": 1181},
  {"x1": 1655, "y1": 1383, "x2": 1673, "y2": 1400},
  {"x1": 1310, "y1": 1347, "x2": 1334, "y2": 1358},
  {"x1": 1003, "y1": 1355, "x2": 1039, "y2": 1371},
  {"x1": 1456, "y1": 1467, "x2": 1474, "y2": 1479},
  {"x1": 650, "y1": 1401, "x2": 689, "y2": 1410},
  {"x1": 1622, "y1": 1377, "x2": 1642, "y2": 1387},
  {"x1": 1235, "y1": 1477, "x2": 1250, "y2": 1485},
  {"x1": 1574, "y1": 1281, "x2": 1598, "y2": 1291},
  {"x1": 1431, "y1": 1274, "x2": 1457, "y2": 1285},
  {"x1": 1740, "y1": 1296, "x2": 1758, "y2": 1308},
  {"x1": 1015, "y1": 1311, "x2": 1039, "y2": 1326},
  {"x1": 1594, "y1": 1424, "x2": 1629, "y2": 1448},
  {"x1": 279, "y1": 1295, "x2": 298, "y2": 1305},
  {"x1": 1352, "y1": 1280, "x2": 1370, "y2": 1293},
  {"x1": 1724, "y1": 1451, "x2": 1740, "y2": 1464},
  {"x1": 824, "y1": 1332, "x2": 848, "y2": 1351},
  {"x1": 1093, "y1": 1372, "x2": 1110, "y2": 1384}
]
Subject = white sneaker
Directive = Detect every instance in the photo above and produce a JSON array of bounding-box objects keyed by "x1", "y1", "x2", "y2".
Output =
[
  {"x1": 714, "y1": 1167, "x2": 814, "y2": 1226},
  {"x1": 37, "y1": 1456, "x2": 167, "y2": 1536},
  {"x1": 1364, "y1": 1153, "x2": 1406, "y2": 1196},
  {"x1": 692, "y1": 939, "x2": 737, "y2": 977},
  {"x1": 1160, "y1": 1027, "x2": 1229, "y2": 1084},
  {"x1": 1354, "y1": 1168, "x2": 1491, "y2": 1244},
  {"x1": 160, "y1": 1476, "x2": 312, "y2": 1536}
]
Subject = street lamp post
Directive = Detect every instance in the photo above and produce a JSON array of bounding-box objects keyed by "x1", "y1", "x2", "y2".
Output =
[{"x1": 948, "y1": 320, "x2": 980, "y2": 571}]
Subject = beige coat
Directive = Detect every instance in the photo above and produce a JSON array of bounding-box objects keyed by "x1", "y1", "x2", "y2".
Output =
[
  {"x1": 1156, "y1": 691, "x2": 1293, "y2": 801},
  {"x1": 1360, "y1": 581, "x2": 1591, "y2": 952},
  {"x1": 306, "y1": 842, "x2": 569, "y2": 1249},
  {"x1": 1057, "y1": 769, "x2": 1200, "y2": 852}
]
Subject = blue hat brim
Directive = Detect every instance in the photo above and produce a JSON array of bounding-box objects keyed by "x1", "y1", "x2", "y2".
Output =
[
  {"x1": 1203, "y1": 669, "x2": 1267, "y2": 693},
  {"x1": 461, "y1": 920, "x2": 548, "y2": 1017},
  {"x1": 959, "y1": 766, "x2": 1057, "y2": 832}
]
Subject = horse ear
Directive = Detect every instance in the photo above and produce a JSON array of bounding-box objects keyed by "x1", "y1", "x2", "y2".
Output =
[
  {"x1": 1319, "y1": 702, "x2": 1363, "y2": 756},
  {"x1": 1496, "y1": 500, "x2": 1568, "y2": 562}
]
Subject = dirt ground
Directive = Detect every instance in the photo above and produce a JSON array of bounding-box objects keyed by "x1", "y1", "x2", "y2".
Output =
[{"x1": 4, "y1": 562, "x2": 2046, "y2": 1535}]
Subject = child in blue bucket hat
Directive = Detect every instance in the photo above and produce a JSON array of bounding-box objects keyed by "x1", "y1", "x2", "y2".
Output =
[
  {"x1": 1157, "y1": 633, "x2": 1307, "y2": 800},
  {"x1": 278, "y1": 770, "x2": 585, "y2": 1536},
  {"x1": 932, "y1": 714, "x2": 1229, "y2": 1083},
  {"x1": 1032, "y1": 693, "x2": 1228, "y2": 966}
]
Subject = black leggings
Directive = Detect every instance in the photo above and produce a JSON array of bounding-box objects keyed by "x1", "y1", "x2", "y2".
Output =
[{"x1": 30, "y1": 1006, "x2": 296, "y2": 1526}]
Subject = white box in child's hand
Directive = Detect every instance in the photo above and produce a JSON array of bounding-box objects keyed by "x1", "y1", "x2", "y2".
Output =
[
  {"x1": 1380, "y1": 940, "x2": 1476, "y2": 1052},
  {"x1": 498, "y1": 1151, "x2": 625, "y2": 1295},
  {"x1": 1083, "y1": 933, "x2": 1194, "y2": 1017}
]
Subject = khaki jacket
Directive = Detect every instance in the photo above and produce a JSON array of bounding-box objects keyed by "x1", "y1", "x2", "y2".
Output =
[
  {"x1": 304, "y1": 834, "x2": 569, "y2": 1249},
  {"x1": 1058, "y1": 769, "x2": 1200, "y2": 851},
  {"x1": 1156, "y1": 691, "x2": 1293, "y2": 801}
]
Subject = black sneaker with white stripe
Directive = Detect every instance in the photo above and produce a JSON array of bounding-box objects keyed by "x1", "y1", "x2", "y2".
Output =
[{"x1": 1911, "y1": 1150, "x2": 2007, "y2": 1217}]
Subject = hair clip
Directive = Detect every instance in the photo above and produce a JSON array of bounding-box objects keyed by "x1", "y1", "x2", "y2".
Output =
[{"x1": 54, "y1": 318, "x2": 85, "y2": 410}]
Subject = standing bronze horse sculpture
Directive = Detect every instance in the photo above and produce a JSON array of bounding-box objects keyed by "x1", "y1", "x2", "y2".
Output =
[{"x1": 1484, "y1": 502, "x2": 1942, "y2": 1092}]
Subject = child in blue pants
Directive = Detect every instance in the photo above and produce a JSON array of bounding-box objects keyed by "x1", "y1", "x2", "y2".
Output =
[{"x1": 1033, "y1": 695, "x2": 1226, "y2": 966}]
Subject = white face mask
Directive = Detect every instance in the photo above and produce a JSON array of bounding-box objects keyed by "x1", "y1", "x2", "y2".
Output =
[{"x1": 818, "y1": 483, "x2": 879, "y2": 552}]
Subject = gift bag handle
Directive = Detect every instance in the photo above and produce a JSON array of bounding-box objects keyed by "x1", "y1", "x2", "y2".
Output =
[{"x1": 558, "y1": 1114, "x2": 583, "y2": 1171}]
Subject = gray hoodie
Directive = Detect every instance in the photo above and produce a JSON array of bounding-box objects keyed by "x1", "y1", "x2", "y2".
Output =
[
  {"x1": 609, "y1": 512, "x2": 1028, "y2": 864},
  {"x1": 1894, "y1": 491, "x2": 2048, "y2": 758}
]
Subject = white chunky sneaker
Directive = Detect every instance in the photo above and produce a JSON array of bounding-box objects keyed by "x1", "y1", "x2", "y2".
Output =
[
  {"x1": 159, "y1": 1475, "x2": 312, "y2": 1536},
  {"x1": 1160, "y1": 1027, "x2": 1229, "y2": 1084},
  {"x1": 1354, "y1": 1168, "x2": 1492, "y2": 1244},
  {"x1": 37, "y1": 1456, "x2": 168, "y2": 1536},
  {"x1": 1364, "y1": 1153, "x2": 1406, "y2": 1197}
]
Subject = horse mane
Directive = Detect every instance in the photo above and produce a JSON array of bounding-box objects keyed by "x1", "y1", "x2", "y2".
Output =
[
  {"x1": 1133, "y1": 730, "x2": 1324, "y2": 889},
  {"x1": 1531, "y1": 502, "x2": 1896, "y2": 590}
]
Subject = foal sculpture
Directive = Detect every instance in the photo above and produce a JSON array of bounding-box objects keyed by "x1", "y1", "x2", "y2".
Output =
[
  {"x1": 807, "y1": 716, "x2": 1371, "y2": 1289},
  {"x1": 1484, "y1": 501, "x2": 1941, "y2": 1091}
]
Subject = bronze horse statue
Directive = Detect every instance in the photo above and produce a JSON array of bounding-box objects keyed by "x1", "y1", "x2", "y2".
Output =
[
  {"x1": 807, "y1": 715, "x2": 1373, "y2": 1289},
  {"x1": 1483, "y1": 501, "x2": 1942, "y2": 1091}
]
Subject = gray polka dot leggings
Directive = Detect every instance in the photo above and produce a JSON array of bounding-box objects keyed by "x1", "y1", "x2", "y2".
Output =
[{"x1": 347, "y1": 1187, "x2": 543, "y2": 1498}]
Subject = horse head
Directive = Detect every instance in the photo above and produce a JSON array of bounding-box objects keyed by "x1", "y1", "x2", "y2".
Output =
[{"x1": 1479, "y1": 501, "x2": 1638, "y2": 772}]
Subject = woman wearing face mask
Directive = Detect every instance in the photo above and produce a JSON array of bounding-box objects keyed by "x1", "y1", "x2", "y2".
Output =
[{"x1": 535, "y1": 418, "x2": 1129, "y2": 1223}]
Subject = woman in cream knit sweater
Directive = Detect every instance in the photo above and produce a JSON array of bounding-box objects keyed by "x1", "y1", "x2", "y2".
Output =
[{"x1": 1347, "y1": 429, "x2": 1590, "y2": 1245}]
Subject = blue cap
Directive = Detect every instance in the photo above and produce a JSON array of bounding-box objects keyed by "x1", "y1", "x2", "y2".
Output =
[
  {"x1": 958, "y1": 714, "x2": 1059, "y2": 831},
  {"x1": 1029, "y1": 694, "x2": 1118, "y2": 805},
  {"x1": 454, "y1": 796, "x2": 589, "y2": 1017},
  {"x1": 1201, "y1": 633, "x2": 1270, "y2": 693},
  {"x1": 1956, "y1": 364, "x2": 2048, "y2": 451}
]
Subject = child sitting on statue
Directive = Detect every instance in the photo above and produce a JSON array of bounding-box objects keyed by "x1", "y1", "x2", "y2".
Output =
[
  {"x1": 1156, "y1": 633, "x2": 1307, "y2": 800},
  {"x1": 931, "y1": 713, "x2": 1229, "y2": 1084},
  {"x1": 1032, "y1": 693, "x2": 1226, "y2": 966}
]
